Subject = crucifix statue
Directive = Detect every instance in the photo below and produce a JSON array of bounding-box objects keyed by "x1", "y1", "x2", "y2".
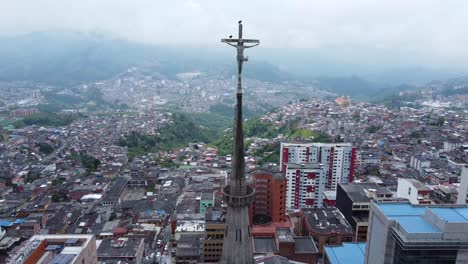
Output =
[
  {"x1": 220, "y1": 20, "x2": 259, "y2": 264},
  {"x1": 222, "y1": 21, "x2": 260, "y2": 93}
]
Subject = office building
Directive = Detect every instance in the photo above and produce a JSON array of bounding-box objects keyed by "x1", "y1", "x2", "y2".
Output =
[
  {"x1": 336, "y1": 182, "x2": 394, "y2": 242},
  {"x1": 366, "y1": 202, "x2": 468, "y2": 263}
]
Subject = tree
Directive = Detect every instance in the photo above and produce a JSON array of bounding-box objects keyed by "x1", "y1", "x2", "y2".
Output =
[
  {"x1": 25, "y1": 171, "x2": 41, "y2": 183},
  {"x1": 51, "y1": 189, "x2": 69, "y2": 202},
  {"x1": 36, "y1": 143, "x2": 54, "y2": 155},
  {"x1": 79, "y1": 153, "x2": 101, "y2": 172},
  {"x1": 437, "y1": 116, "x2": 445, "y2": 126}
]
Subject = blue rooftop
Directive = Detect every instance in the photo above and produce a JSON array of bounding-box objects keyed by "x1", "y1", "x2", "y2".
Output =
[
  {"x1": 0, "y1": 220, "x2": 13, "y2": 227},
  {"x1": 378, "y1": 203, "x2": 426, "y2": 216},
  {"x1": 14, "y1": 219, "x2": 26, "y2": 224},
  {"x1": 376, "y1": 203, "x2": 468, "y2": 234},
  {"x1": 431, "y1": 208, "x2": 468, "y2": 223},
  {"x1": 0, "y1": 218, "x2": 26, "y2": 227},
  {"x1": 324, "y1": 243, "x2": 366, "y2": 264},
  {"x1": 453, "y1": 208, "x2": 468, "y2": 220},
  {"x1": 389, "y1": 216, "x2": 441, "y2": 233}
]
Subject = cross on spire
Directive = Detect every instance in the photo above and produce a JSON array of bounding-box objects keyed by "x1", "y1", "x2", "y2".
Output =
[
  {"x1": 220, "y1": 22, "x2": 259, "y2": 264},
  {"x1": 222, "y1": 21, "x2": 260, "y2": 93}
]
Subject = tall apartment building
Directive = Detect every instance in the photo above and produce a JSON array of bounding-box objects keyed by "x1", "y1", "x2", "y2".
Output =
[
  {"x1": 366, "y1": 202, "x2": 468, "y2": 264},
  {"x1": 9, "y1": 108, "x2": 39, "y2": 117},
  {"x1": 280, "y1": 143, "x2": 357, "y2": 191},
  {"x1": 284, "y1": 163, "x2": 326, "y2": 208},
  {"x1": 249, "y1": 169, "x2": 287, "y2": 223}
]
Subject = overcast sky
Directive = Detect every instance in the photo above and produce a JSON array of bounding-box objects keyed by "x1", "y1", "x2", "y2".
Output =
[{"x1": 1, "y1": 0, "x2": 468, "y2": 70}]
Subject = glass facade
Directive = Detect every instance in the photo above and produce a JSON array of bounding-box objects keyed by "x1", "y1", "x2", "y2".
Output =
[{"x1": 393, "y1": 243, "x2": 457, "y2": 264}]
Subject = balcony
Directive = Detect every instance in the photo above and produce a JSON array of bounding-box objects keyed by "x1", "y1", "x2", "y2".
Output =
[{"x1": 222, "y1": 185, "x2": 254, "y2": 207}]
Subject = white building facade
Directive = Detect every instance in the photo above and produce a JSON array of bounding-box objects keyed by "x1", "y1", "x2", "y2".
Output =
[
  {"x1": 396, "y1": 178, "x2": 431, "y2": 205},
  {"x1": 284, "y1": 163, "x2": 326, "y2": 209},
  {"x1": 280, "y1": 143, "x2": 357, "y2": 191}
]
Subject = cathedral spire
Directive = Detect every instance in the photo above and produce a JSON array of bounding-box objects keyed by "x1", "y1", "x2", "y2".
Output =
[{"x1": 220, "y1": 21, "x2": 259, "y2": 264}]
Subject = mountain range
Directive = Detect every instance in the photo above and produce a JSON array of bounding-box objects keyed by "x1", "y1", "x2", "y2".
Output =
[{"x1": 0, "y1": 31, "x2": 465, "y2": 98}]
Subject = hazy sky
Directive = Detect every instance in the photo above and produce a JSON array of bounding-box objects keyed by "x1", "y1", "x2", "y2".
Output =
[{"x1": 1, "y1": 0, "x2": 468, "y2": 69}]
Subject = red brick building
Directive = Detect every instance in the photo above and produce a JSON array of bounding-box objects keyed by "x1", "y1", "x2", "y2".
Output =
[{"x1": 249, "y1": 169, "x2": 287, "y2": 224}]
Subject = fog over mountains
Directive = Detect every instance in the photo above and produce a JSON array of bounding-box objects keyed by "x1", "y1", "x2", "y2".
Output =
[{"x1": 0, "y1": 31, "x2": 465, "y2": 97}]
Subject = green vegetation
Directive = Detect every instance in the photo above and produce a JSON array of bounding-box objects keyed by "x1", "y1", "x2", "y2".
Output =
[
  {"x1": 410, "y1": 131, "x2": 423, "y2": 139},
  {"x1": 51, "y1": 189, "x2": 69, "y2": 202},
  {"x1": 146, "y1": 184, "x2": 156, "y2": 193},
  {"x1": 212, "y1": 118, "x2": 332, "y2": 156},
  {"x1": 244, "y1": 118, "x2": 278, "y2": 138},
  {"x1": 428, "y1": 116, "x2": 447, "y2": 126},
  {"x1": 377, "y1": 94, "x2": 423, "y2": 109},
  {"x1": 79, "y1": 153, "x2": 101, "y2": 172},
  {"x1": 40, "y1": 88, "x2": 128, "y2": 113},
  {"x1": 14, "y1": 112, "x2": 79, "y2": 128},
  {"x1": 69, "y1": 152, "x2": 101, "y2": 172},
  {"x1": 437, "y1": 116, "x2": 446, "y2": 126},
  {"x1": 118, "y1": 113, "x2": 212, "y2": 158},
  {"x1": 156, "y1": 157, "x2": 178, "y2": 169},
  {"x1": 209, "y1": 103, "x2": 263, "y2": 119},
  {"x1": 366, "y1": 125, "x2": 382, "y2": 133},
  {"x1": 210, "y1": 134, "x2": 233, "y2": 156},
  {"x1": 117, "y1": 131, "x2": 158, "y2": 158},
  {"x1": 352, "y1": 112, "x2": 360, "y2": 121},
  {"x1": 253, "y1": 143, "x2": 281, "y2": 165},
  {"x1": 25, "y1": 171, "x2": 41, "y2": 184},
  {"x1": 184, "y1": 112, "x2": 232, "y2": 138},
  {"x1": 290, "y1": 129, "x2": 317, "y2": 139},
  {"x1": 51, "y1": 178, "x2": 65, "y2": 186},
  {"x1": 244, "y1": 118, "x2": 298, "y2": 138},
  {"x1": 36, "y1": 143, "x2": 54, "y2": 155},
  {"x1": 40, "y1": 91, "x2": 88, "y2": 112}
]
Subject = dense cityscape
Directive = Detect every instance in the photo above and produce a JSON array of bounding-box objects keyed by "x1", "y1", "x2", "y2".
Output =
[
  {"x1": 1, "y1": 2, "x2": 468, "y2": 264},
  {"x1": 0, "y1": 65, "x2": 467, "y2": 263}
]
